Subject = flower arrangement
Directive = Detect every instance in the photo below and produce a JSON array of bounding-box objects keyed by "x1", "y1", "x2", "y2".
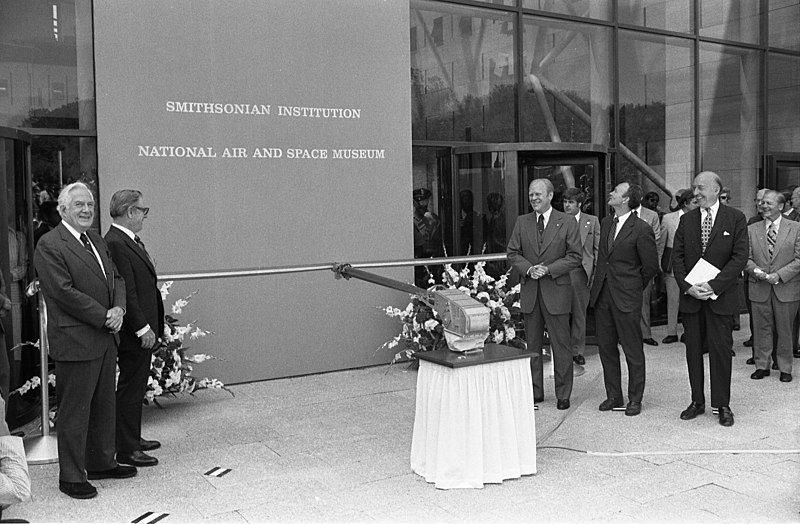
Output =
[
  {"x1": 146, "y1": 282, "x2": 232, "y2": 404},
  {"x1": 12, "y1": 282, "x2": 231, "y2": 404},
  {"x1": 381, "y1": 261, "x2": 525, "y2": 363}
]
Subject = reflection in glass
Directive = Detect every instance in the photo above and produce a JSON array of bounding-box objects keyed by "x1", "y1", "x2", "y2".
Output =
[
  {"x1": 618, "y1": 31, "x2": 694, "y2": 196},
  {"x1": 522, "y1": 0, "x2": 611, "y2": 21},
  {"x1": 618, "y1": 0, "x2": 692, "y2": 33},
  {"x1": 699, "y1": 0, "x2": 760, "y2": 44},
  {"x1": 768, "y1": 53, "x2": 800, "y2": 151},
  {"x1": 31, "y1": 136, "x2": 98, "y2": 228},
  {"x1": 769, "y1": 0, "x2": 800, "y2": 51},
  {"x1": 410, "y1": 0, "x2": 516, "y2": 142},
  {"x1": 521, "y1": 17, "x2": 612, "y2": 145},
  {"x1": 0, "y1": 0, "x2": 95, "y2": 129},
  {"x1": 699, "y1": 43, "x2": 761, "y2": 209}
]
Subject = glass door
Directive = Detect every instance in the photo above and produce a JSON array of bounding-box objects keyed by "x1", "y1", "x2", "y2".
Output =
[
  {"x1": 517, "y1": 153, "x2": 602, "y2": 216},
  {"x1": 767, "y1": 153, "x2": 800, "y2": 190}
]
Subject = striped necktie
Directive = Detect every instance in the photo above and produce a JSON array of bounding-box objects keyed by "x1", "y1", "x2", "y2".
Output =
[
  {"x1": 608, "y1": 215, "x2": 618, "y2": 251},
  {"x1": 701, "y1": 209, "x2": 712, "y2": 254},
  {"x1": 767, "y1": 222, "x2": 777, "y2": 258}
]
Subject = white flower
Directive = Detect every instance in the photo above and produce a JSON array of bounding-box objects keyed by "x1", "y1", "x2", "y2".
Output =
[
  {"x1": 458, "y1": 286, "x2": 471, "y2": 296},
  {"x1": 500, "y1": 306, "x2": 511, "y2": 321},
  {"x1": 172, "y1": 298, "x2": 188, "y2": 315},
  {"x1": 159, "y1": 281, "x2": 173, "y2": 301},
  {"x1": 424, "y1": 319, "x2": 439, "y2": 331},
  {"x1": 493, "y1": 330, "x2": 504, "y2": 343},
  {"x1": 185, "y1": 353, "x2": 213, "y2": 363},
  {"x1": 476, "y1": 291, "x2": 490, "y2": 303},
  {"x1": 510, "y1": 283, "x2": 521, "y2": 294},
  {"x1": 496, "y1": 273, "x2": 509, "y2": 289},
  {"x1": 512, "y1": 301, "x2": 521, "y2": 309},
  {"x1": 505, "y1": 326, "x2": 516, "y2": 341},
  {"x1": 486, "y1": 299, "x2": 499, "y2": 310}
]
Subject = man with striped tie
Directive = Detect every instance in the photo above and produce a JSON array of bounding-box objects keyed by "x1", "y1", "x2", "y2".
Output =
[
  {"x1": 745, "y1": 190, "x2": 800, "y2": 383},
  {"x1": 673, "y1": 172, "x2": 748, "y2": 427}
]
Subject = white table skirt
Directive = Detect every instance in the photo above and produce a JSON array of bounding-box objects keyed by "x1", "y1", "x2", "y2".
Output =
[{"x1": 410, "y1": 358, "x2": 537, "y2": 489}]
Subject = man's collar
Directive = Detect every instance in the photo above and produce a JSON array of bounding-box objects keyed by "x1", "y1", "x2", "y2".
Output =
[
  {"x1": 61, "y1": 220, "x2": 84, "y2": 241},
  {"x1": 111, "y1": 223, "x2": 136, "y2": 240},
  {"x1": 537, "y1": 207, "x2": 553, "y2": 221}
]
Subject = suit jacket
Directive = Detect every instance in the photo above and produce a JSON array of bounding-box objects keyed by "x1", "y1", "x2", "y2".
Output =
[
  {"x1": 33, "y1": 223, "x2": 126, "y2": 361},
  {"x1": 745, "y1": 218, "x2": 800, "y2": 303},
  {"x1": 673, "y1": 204, "x2": 748, "y2": 315},
  {"x1": 785, "y1": 209, "x2": 800, "y2": 222},
  {"x1": 638, "y1": 206, "x2": 665, "y2": 262},
  {"x1": 508, "y1": 209, "x2": 582, "y2": 315},
  {"x1": 104, "y1": 226, "x2": 165, "y2": 342},
  {"x1": 589, "y1": 214, "x2": 659, "y2": 313},
  {"x1": 573, "y1": 212, "x2": 600, "y2": 284}
]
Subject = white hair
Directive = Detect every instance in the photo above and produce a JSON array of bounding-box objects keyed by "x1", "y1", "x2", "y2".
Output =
[{"x1": 57, "y1": 182, "x2": 92, "y2": 211}]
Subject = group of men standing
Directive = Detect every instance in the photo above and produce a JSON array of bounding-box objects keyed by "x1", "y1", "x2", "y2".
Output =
[
  {"x1": 509, "y1": 171, "x2": 749, "y2": 427},
  {"x1": 34, "y1": 183, "x2": 163, "y2": 499}
]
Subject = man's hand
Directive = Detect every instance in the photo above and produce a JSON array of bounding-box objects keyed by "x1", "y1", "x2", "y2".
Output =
[
  {"x1": 687, "y1": 283, "x2": 714, "y2": 300},
  {"x1": 530, "y1": 264, "x2": 549, "y2": 279},
  {"x1": 766, "y1": 273, "x2": 781, "y2": 285},
  {"x1": 140, "y1": 328, "x2": 157, "y2": 349},
  {"x1": 105, "y1": 306, "x2": 125, "y2": 333}
]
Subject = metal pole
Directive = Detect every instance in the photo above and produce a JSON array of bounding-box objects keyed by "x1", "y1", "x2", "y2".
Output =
[
  {"x1": 157, "y1": 253, "x2": 509, "y2": 282},
  {"x1": 23, "y1": 281, "x2": 58, "y2": 464}
]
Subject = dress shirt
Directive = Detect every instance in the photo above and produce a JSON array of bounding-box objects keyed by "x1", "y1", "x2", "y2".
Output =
[
  {"x1": 701, "y1": 200, "x2": 721, "y2": 228},
  {"x1": 61, "y1": 221, "x2": 106, "y2": 276},
  {"x1": 111, "y1": 223, "x2": 152, "y2": 338},
  {"x1": 765, "y1": 215, "x2": 782, "y2": 234},
  {"x1": 612, "y1": 210, "x2": 633, "y2": 240},
  {"x1": 0, "y1": 435, "x2": 31, "y2": 507},
  {"x1": 574, "y1": 212, "x2": 581, "y2": 224},
  {"x1": 537, "y1": 206, "x2": 553, "y2": 229}
]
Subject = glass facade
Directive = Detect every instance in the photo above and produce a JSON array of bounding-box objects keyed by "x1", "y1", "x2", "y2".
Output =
[{"x1": 412, "y1": 0, "x2": 800, "y2": 223}]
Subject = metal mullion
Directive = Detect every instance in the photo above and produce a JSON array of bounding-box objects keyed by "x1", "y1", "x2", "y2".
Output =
[
  {"x1": 693, "y1": 0, "x2": 700, "y2": 175},
  {"x1": 761, "y1": 0, "x2": 769, "y2": 168},
  {"x1": 515, "y1": 8, "x2": 523, "y2": 142},
  {"x1": 611, "y1": 0, "x2": 619, "y2": 185}
]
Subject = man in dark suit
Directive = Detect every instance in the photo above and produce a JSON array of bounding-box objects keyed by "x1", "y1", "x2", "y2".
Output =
[
  {"x1": 562, "y1": 188, "x2": 599, "y2": 366},
  {"x1": 673, "y1": 171, "x2": 748, "y2": 427},
  {"x1": 105, "y1": 190, "x2": 164, "y2": 467},
  {"x1": 590, "y1": 182, "x2": 658, "y2": 416},
  {"x1": 745, "y1": 190, "x2": 800, "y2": 383},
  {"x1": 508, "y1": 178, "x2": 582, "y2": 410},
  {"x1": 33, "y1": 182, "x2": 136, "y2": 499},
  {"x1": 33, "y1": 200, "x2": 61, "y2": 248}
]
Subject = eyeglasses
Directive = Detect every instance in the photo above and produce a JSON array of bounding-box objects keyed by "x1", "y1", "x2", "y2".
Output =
[{"x1": 131, "y1": 205, "x2": 150, "y2": 216}]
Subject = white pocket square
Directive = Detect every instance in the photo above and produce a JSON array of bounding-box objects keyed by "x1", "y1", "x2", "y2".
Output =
[{"x1": 723, "y1": 231, "x2": 731, "y2": 236}]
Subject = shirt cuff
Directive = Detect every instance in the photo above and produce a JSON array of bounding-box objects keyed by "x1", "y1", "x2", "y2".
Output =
[{"x1": 136, "y1": 325, "x2": 151, "y2": 338}]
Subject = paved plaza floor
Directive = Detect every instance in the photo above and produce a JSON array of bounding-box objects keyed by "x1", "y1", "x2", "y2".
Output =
[{"x1": 6, "y1": 322, "x2": 799, "y2": 522}]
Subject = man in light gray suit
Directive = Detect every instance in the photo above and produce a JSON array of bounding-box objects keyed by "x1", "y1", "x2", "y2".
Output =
[
  {"x1": 562, "y1": 187, "x2": 599, "y2": 366},
  {"x1": 634, "y1": 197, "x2": 664, "y2": 346},
  {"x1": 508, "y1": 178, "x2": 582, "y2": 409},
  {"x1": 746, "y1": 190, "x2": 800, "y2": 383}
]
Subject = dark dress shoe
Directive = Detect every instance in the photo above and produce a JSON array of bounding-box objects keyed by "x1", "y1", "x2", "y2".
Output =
[
  {"x1": 746, "y1": 357, "x2": 755, "y2": 365},
  {"x1": 573, "y1": 354, "x2": 585, "y2": 365},
  {"x1": 743, "y1": 338, "x2": 753, "y2": 347},
  {"x1": 87, "y1": 465, "x2": 137, "y2": 480},
  {"x1": 772, "y1": 361, "x2": 779, "y2": 370},
  {"x1": 534, "y1": 396, "x2": 544, "y2": 404},
  {"x1": 730, "y1": 349, "x2": 736, "y2": 357},
  {"x1": 643, "y1": 338, "x2": 658, "y2": 346},
  {"x1": 733, "y1": 323, "x2": 740, "y2": 331},
  {"x1": 794, "y1": 350, "x2": 800, "y2": 359},
  {"x1": 751, "y1": 369, "x2": 770, "y2": 379},
  {"x1": 718, "y1": 406, "x2": 734, "y2": 427},
  {"x1": 780, "y1": 372, "x2": 792, "y2": 382},
  {"x1": 599, "y1": 398, "x2": 624, "y2": 411},
  {"x1": 140, "y1": 438, "x2": 161, "y2": 451},
  {"x1": 662, "y1": 335, "x2": 679, "y2": 344},
  {"x1": 680, "y1": 402, "x2": 705, "y2": 420},
  {"x1": 680, "y1": 334, "x2": 686, "y2": 343},
  {"x1": 118, "y1": 450, "x2": 159, "y2": 467},
  {"x1": 556, "y1": 399, "x2": 570, "y2": 410},
  {"x1": 59, "y1": 480, "x2": 97, "y2": 499},
  {"x1": 625, "y1": 401, "x2": 641, "y2": 416}
]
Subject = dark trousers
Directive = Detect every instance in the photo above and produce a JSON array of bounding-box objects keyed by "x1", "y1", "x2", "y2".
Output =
[
  {"x1": 683, "y1": 302, "x2": 733, "y2": 408},
  {"x1": 595, "y1": 285, "x2": 646, "y2": 403},
  {"x1": 55, "y1": 348, "x2": 117, "y2": 483},
  {"x1": 524, "y1": 287, "x2": 573, "y2": 402},
  {"x1": 116, "y1": 332, "x2": 152, "y2": 454}
]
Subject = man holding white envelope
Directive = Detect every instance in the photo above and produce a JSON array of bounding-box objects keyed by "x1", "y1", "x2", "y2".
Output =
[{"x1": 673, "y1": 171, "x2": 748, "y2": 427}]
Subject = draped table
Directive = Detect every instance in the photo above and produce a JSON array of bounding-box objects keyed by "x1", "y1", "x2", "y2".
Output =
[{"x1": 410, "y1": 343, "x2": 536, "y2": 489}]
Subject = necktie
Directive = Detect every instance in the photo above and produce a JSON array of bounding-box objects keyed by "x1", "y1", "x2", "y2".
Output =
[
  {"x1": 701, "y1": 208, "x2": 712, "y2": 254},
  {"x1": 632, "y1": 210, "x2": 638, "y2": 219},
  {"x1": 135, "y1": 235, "x2": 156, "y2": 268},
  {"x1": 767, "y1": 222, "x2": 777, "y2": 258},
  {"x1": 537, "y1": 214, "x2": 544, "y2": 246},
  {"x1": 608, "y1": 215, "x2": 618, "y2": 251},
  {"x1": 80, "y1": 233, "x2": 101, "y2": 269}
]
